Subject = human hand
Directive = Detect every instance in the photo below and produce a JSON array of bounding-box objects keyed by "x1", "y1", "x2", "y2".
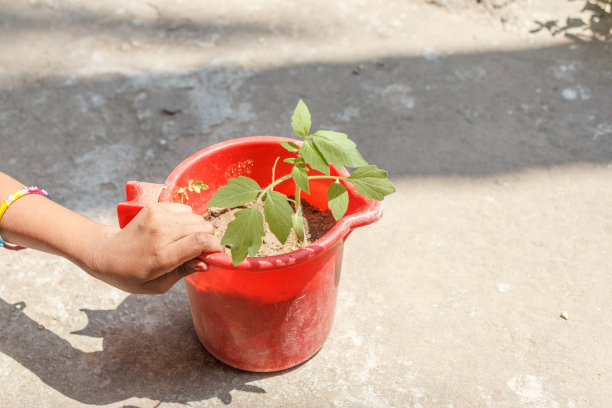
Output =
[{"x1": 90, "y1": 202, "x2": 222, "y2": 294}]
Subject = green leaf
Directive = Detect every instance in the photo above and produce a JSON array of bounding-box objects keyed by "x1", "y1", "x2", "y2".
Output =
[
  {"x1": 300, "y1": 140, "x2": 330, "y2": 175},
  {"x1": 291, "y1": 163, "x2": 310, "y2": 194},
  {"x1": 292, "y1": 211, "x2": 305, "y2": 242},
  {"x1": 221, "y1": 206, "x2": 265, "y2": 266},
  {"x1": 348, "y1": 165, "x2": 397, "y2": 200},
  {"x1": 264, "y1": 191, "x2": 294, "y2": 244},
  {"x1": 207, "y1": 176, "x2": 262, "y2": 208},
  {"x1": 327, "y1": 181, "x2": 349, "y2": 220},
  {"x1": 284, "y1": 157, "x2": 304, "y2": 165},
  {"x1": 312, "y1": 130, "x2": 368, "y2": 170},
  {"x1": 291, "y1": 99, "x2": 311, "y2": 138},
  {"x1": 280, "y1": 141, "x2": 300, "y2": 152},
  {"x1": 189, "y1": 180, "x2": 208, "y2": 193}
]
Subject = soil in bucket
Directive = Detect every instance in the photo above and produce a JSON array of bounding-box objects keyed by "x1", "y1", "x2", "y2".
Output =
[{"x1": 205, "y1": 198, "x2": 336, "y2": 257}]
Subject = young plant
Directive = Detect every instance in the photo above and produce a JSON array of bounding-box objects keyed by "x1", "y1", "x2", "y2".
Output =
[
  {"x1": 177, "y1": 179, "x2": 208, "y2": 204},
  {"x1": 208, "y1": 100, "x2": 396, "y2": 265}
]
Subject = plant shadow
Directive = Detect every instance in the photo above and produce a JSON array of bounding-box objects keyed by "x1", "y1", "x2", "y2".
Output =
[
  {"x1": 530, "y1": 0, "x2": 612, "y2": 41},
  {"x1": 0, "y1": 284, "x2": 282, "y2": 405}
]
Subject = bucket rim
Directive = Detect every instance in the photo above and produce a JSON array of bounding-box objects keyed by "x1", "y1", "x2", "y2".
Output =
[{"x1": 163, "y1": 136, "x2": 383, "y2": 272}]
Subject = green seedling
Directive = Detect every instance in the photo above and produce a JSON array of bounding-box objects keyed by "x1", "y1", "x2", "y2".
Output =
[
  {"x1": 177, "y1": 179, "x2": 208, "y2": 204},
  {"x1": 208, "y1": 100, "x2": 396, "y2": 266}
]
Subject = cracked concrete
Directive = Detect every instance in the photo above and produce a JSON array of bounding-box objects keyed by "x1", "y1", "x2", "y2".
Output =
[{"x1": 0, "y1": 0, "x2": 611, "y2": 407}]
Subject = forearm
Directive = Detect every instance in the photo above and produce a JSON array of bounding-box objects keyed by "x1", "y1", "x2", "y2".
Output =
[
  {"x1": 0, "y1": 172, "x2": 107, "y2": 274},
  {"x1": 1, "y1": 172, "x2": 223, "y2": 294}
]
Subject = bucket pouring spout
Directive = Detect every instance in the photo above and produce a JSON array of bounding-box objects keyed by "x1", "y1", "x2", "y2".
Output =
[{"x1": 116, "y1": 181, "x2": 165, "y2": 228}]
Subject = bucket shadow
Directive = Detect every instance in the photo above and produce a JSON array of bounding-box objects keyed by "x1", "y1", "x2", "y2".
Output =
[{"x1": 0, "y1": 284, "x2": 280, "y2": 405}]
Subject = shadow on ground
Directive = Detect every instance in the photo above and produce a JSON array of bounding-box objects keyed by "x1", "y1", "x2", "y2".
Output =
[
  {"x1": 1, "y1": 43, "x2": 611, "y2": 211},
  {"x1": 531, "y1": 0, "x2": 612, "y2": 41},
  {"x1": 0, "y1": 284, "x2": 280, "y2": 405}
]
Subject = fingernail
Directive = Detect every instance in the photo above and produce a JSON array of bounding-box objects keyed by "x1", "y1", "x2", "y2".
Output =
[{"x1": 194, "y1": 261, "x2": 208, "y2": 272}]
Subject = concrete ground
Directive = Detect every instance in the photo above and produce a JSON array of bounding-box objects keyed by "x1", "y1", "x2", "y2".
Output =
[{"x1": 1, "y1": 0, "x2": 611, "y2": 406}]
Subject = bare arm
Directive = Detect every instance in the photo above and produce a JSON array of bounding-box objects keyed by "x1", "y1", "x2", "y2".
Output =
[{"x1": 0, "y1": 172, "x2": 222, "y2": 294}]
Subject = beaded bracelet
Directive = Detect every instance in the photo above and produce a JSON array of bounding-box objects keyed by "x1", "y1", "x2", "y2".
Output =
[{"x1": 0, "y1": 187, "x2": 50, "y2": 251}]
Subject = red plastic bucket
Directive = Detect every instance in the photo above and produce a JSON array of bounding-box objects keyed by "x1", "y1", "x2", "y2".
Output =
[{"x1": 117, "y1": 136, "x2": 383, "y2": 372}]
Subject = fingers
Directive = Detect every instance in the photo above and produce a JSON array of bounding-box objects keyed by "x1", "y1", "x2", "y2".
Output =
[
  {"x1": 147, "y1": 230, "x2": 221, "y2": 284},
  {"x1": 142, "y1": 259, "x2": 209, "y2": 294},
  {"x1": 115, "y1": 202, "x2": 223, "y2": 294},
  {"x1": 173, "y1": 213, "x2": 215, "y2": 236},
  {"x1": 164, "y1": 231, "x2": 223, "y2": 267},
  {"x1": 155, "y1": 202, "x2": 194, "y2": 214},
  {"x1": 142, "y1": 203, "x2": 214, "y2": 240},
  {"x1": 178, "y1": 259, "x2": 208, "y2": 276}
]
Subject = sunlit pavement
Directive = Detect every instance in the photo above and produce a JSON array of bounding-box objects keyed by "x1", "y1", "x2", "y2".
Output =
[{"x1": 0, "y1": 1, "x2": 611, "y2": 406}]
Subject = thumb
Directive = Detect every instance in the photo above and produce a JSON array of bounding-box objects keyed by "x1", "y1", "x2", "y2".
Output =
[{"x1": 168, "y1": 231, "x2": 223, "y2": 266}]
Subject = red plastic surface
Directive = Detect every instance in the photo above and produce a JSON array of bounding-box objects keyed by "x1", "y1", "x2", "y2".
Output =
[
  {"x1": 117, "y1": 182, "x2": 165, "y2": 228},
  {"x1": 116, "y1": 136, "x2": 384, "y2": 372}
]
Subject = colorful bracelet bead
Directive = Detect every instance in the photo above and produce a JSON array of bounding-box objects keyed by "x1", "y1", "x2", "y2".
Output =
[{"x1": 0, "y1": 187, "x2": 50, "y2": 251}]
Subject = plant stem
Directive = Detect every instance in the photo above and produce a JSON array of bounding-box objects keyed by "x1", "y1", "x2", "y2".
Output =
[
  {"x1": 295, "y1": 185, "x2": 302, "y2": 214},
  {"x1": 255, "y1": 173, "x2": 294, "y2": 206},
  {"x1": 262, "y1": 173, "x2": 293, "y2": 195},
  {"x1": 306, "y1": 175, "x2": 350, "y2": 181},
  {"x1": 294, "y1": 184, "x2": 303, "y2": 241},
  {"x1": 271, "y1": 156, "x2": 281, "y2": 188}
]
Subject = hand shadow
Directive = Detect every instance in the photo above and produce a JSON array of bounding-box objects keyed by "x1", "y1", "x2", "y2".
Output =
[{"x1": 0, "y1": 284, "x2": 278, "y2": 405}]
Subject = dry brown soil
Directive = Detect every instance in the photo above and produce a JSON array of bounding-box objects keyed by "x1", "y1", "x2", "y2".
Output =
[{"x1": 205, "y1": 199, "x2": 336, "y2": 257}]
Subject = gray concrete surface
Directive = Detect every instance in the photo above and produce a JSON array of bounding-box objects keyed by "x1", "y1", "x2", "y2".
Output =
[{"x1": 1, "y1": 0, "x2": 611, "y2": 406}]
